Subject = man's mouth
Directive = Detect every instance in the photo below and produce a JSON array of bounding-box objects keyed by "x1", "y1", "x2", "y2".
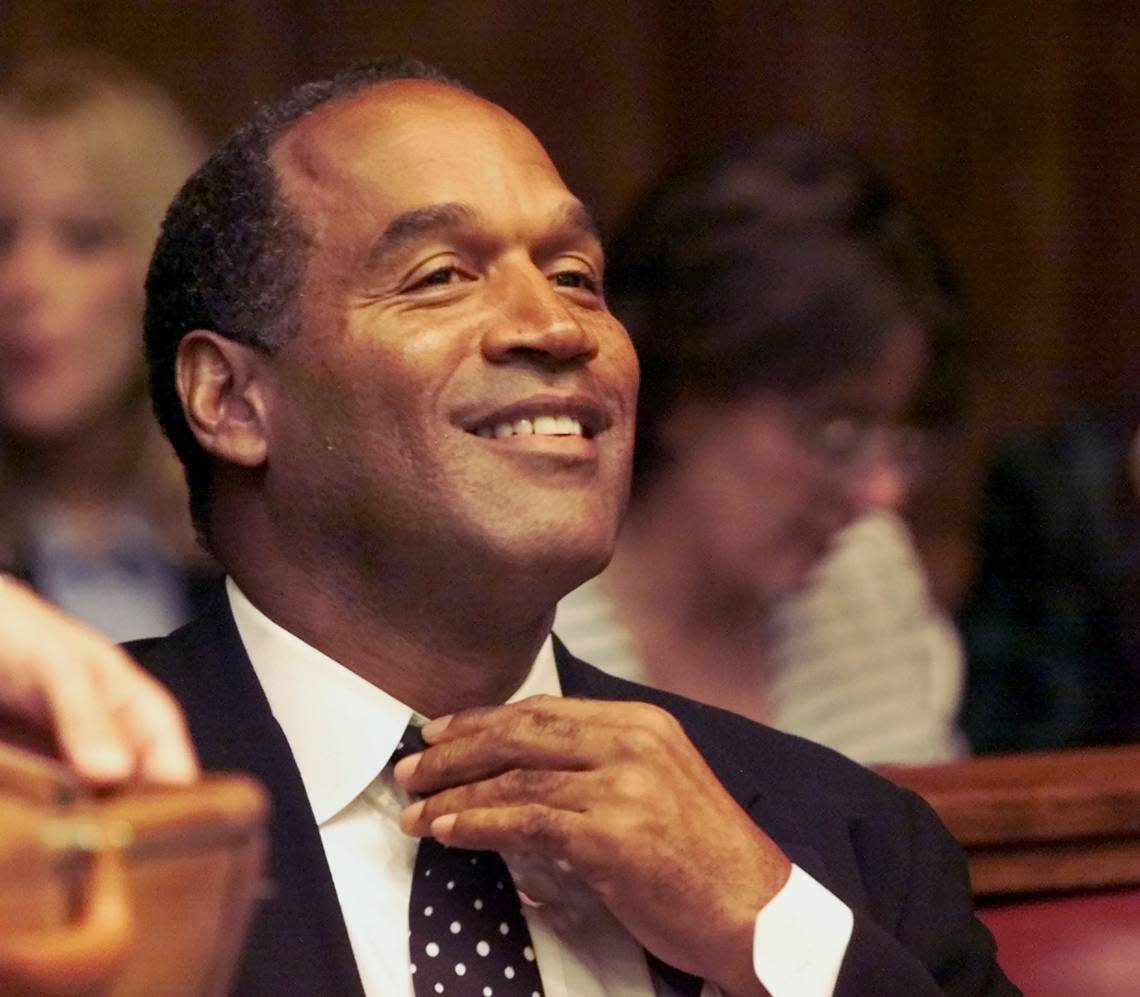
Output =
[
  {"x1": 473, "y1": 414, "x2": 587, "y2": 440},
  {"x1": 459, "y1": 395, "x2": 607, "y2": 442}
]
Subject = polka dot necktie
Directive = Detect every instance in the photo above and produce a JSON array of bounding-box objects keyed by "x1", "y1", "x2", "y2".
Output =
[{"x1": 393, "y1": 725, "x2": 546, "y2": 997}]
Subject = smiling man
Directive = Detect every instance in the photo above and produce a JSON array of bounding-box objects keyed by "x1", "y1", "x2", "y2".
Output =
[{"x1": 133, "y1": 59, "x2": 1015, "y2": 997}]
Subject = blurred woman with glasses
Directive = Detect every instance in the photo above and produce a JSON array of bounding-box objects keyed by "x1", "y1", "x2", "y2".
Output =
[
  {"x1": 556, "y1": 130, "x2": 970, "y2": 764},
  {"x1": 0, "y1": 53, "x2": 215, "y2": 641}
]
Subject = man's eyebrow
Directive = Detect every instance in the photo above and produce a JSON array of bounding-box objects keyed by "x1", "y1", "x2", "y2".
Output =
[
  {"x1": 365, "y1": 202, "x2": 477, "y2": 269},
  {"x1": 556, "y1": 201, "x2": 602, "y2": 244},
  {"x1": 364, "y1": 199, "x2": 602, "y2": 270}
]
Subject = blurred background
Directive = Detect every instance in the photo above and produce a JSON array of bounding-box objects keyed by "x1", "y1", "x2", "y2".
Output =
[{"x1": 1, "y1": 0, "x2": 1137, "y2": 613}]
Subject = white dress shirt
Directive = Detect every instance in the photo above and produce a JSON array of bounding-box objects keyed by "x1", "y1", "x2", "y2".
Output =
[{"x1": 228, "y1": 579, "x2": 852, "y2": 996}]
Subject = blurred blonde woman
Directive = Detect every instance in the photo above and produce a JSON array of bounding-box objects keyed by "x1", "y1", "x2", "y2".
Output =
[{"x1": 0, "y1": 53, "x2": 214, "y2": 640}]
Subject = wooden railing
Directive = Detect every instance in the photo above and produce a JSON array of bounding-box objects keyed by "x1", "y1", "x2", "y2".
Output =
[
  {"x1": 879, "y1": 745, "x2": 1140, "y2": 996},
  {"x1": 879, "y1": 744, "x2": 1140, "y2": 897}
]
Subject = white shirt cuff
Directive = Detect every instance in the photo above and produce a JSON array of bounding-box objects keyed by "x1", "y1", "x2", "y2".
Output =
[{"x1": 751, "y1": 863, "x2": 853, "y2": 997}]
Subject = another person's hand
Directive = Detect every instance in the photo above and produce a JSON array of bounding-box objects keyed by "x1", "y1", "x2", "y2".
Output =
[
  {"x1": 396, "y1": 695, "x2": 788, "y2": 997},
  {"x1": 0, "y1": 575, "x2": 198, "y2": 785}
]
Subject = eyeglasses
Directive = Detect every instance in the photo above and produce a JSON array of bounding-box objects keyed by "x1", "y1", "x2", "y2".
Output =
[{"x1": 796, "y1": 415, "x2": 928, "y2": 483}]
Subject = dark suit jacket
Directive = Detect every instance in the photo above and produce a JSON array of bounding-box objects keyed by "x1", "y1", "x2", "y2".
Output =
[{"x1": 128, "y1": 589, "x2": 1017, "y2": 996}]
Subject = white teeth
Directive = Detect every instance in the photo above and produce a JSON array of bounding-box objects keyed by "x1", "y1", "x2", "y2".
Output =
[{"x1": 479, "y1": 415, "x2": 586, "y2": 439}]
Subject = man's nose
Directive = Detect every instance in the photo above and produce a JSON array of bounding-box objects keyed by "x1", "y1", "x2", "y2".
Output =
[{"x1": 480, "y1": 266, "x2": 598, "y2": 366}]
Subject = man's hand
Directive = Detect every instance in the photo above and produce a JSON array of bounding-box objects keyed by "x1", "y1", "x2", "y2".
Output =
[
  {"x1": 0, "y1": 576, "x2": 198, "y2": 785},
  {"x1": 395, "y1": 695, "x2": 788, "y2": 997}
]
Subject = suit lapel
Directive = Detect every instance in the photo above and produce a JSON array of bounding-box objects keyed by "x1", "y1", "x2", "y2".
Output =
[{"x1": 133, "y1": 586, "x2": 366, "y2": 997}]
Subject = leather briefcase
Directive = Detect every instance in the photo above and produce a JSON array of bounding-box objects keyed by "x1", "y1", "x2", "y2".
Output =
[{"x1": 0, "y1": 740, "x2": 267, "y2": 996}]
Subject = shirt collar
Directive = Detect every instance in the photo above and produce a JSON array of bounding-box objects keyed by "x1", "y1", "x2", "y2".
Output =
[{"x1": 226, "y1": 577, "x2": 561, "y2": 824}]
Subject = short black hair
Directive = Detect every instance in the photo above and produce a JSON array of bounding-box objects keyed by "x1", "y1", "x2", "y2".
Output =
[
  {"x1": 606, "y1": 128, "x2": 969, "y2": 496},
  {"x1": 144, "y1": 56, "x2": 462, "y2": 542}
]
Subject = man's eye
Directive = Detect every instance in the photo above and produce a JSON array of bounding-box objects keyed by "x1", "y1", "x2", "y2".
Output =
[
  {"x1": 553, "y1": 271, "x2": 598, "y2": 292},
  {"x1": 413, "y1": 267, "x2": 459, "y2": 289}
]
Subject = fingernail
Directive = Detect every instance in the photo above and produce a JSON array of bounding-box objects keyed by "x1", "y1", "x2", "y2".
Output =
[
  {"x1": 399, "y1": 800, "x2": 425, "y2": 832},
  {"x1": 422, "y1": 715, "x2": 452, "y2": 741},
  {"x1": 393, "y1": 752, "x2": 421, "y2": 784},
  {"x1": 431, "y1": 813, "x2": 456, "y2": 836}
]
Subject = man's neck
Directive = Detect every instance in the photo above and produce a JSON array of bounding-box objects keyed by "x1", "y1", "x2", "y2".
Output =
[{"x1": 229, "y1": 562, "x2": 556, "y2": 719}]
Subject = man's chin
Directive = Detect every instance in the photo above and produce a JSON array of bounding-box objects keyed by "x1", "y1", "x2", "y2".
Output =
[{"x1": 482, "y1": 526, "x2": 615, "y2": 596}]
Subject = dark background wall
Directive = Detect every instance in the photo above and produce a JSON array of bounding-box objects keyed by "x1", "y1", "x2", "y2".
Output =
[{"x1": 2, "y1": 0, "x2": 1137, "y2": 606}]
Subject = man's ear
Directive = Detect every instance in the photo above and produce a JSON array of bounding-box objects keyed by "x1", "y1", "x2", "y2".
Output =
[{"x1": 176, "y1": 331, "x2": 270, "y2": 468}]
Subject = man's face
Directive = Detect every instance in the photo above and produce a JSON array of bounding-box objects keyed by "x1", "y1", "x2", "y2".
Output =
[{"x1": 259, "y1": 81, "x2": 638, "y2": 596}]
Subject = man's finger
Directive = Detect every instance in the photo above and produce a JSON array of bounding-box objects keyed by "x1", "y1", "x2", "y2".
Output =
[
  {"x1": 429, "y1": 803, "x2": 583, "y2": 859},
  {"x1": 396, "y1": 725, "x2": 597, "y2": 795},
  {"x1": 422, "y1": 695, "x2": 623, "y2": 744},
  {"x1": 402, "y1": 697, "x2": 690, "y2": 796},
  {"x1": 400, "y1": 768, "x2": 588, "y2": 835}
]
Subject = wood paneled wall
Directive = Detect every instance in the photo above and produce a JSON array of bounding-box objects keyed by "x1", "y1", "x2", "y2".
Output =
[{"x1": 2, "y1": 0, "x2": 1137, "y2": 604}]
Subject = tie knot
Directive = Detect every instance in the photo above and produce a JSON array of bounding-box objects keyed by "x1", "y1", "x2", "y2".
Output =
[{"x1": 390, "y1": 722, "x2": 426, "y2": 767}]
